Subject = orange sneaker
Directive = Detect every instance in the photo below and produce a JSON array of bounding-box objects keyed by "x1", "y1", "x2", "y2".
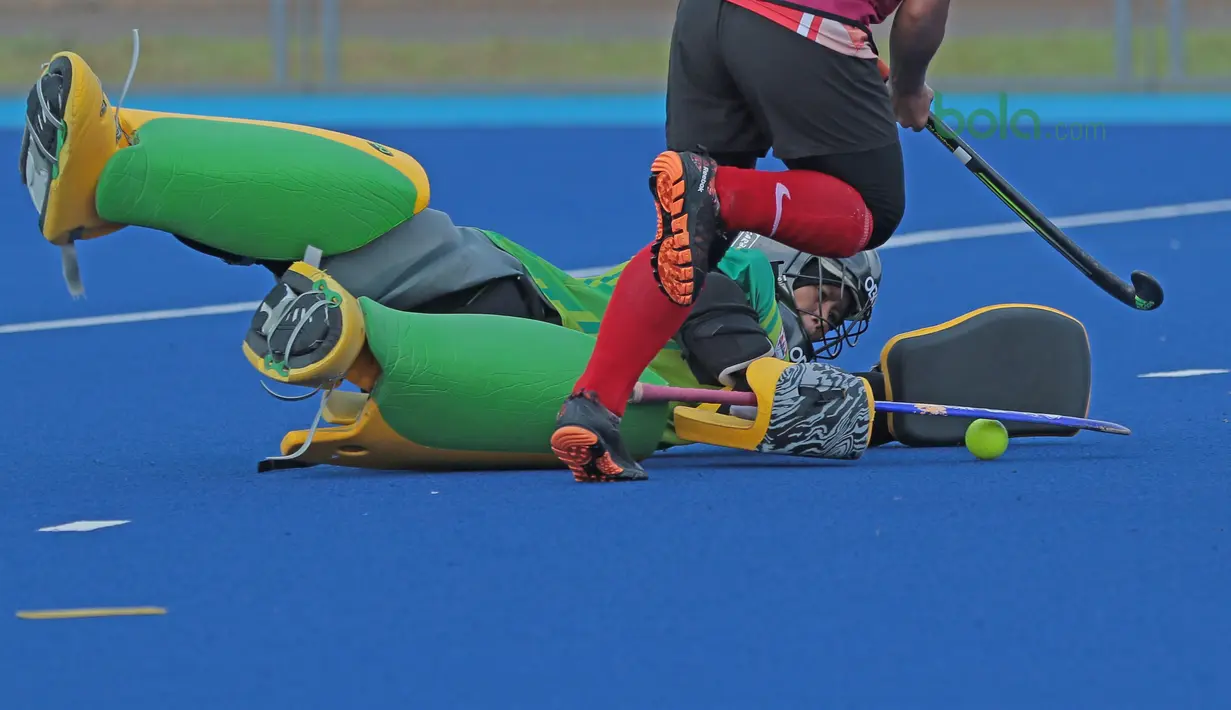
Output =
[
  {"x1": 551, "y1": 391, "x2": 648, "y2": 482},
  {"x1": 648, "y1": 150, "x2": 722, "y2": 306}
]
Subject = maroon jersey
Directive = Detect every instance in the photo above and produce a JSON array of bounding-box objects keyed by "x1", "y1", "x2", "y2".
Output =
[
  {"x1": 725, "y1": 0, "x2": 902, "y2": 58},
  {"x1": 778, "y1": 0, "x2": 903, "y2": 26}
]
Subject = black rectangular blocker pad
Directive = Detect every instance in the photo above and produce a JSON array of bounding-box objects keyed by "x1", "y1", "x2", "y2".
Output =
[{"x1": 879, "y1": 304, "x2": 1092, "y2": 447}]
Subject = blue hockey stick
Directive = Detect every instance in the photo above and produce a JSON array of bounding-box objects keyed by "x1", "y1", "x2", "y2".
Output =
[
  {"x1": 631, "y1": 383, "x2": 1131, "y2": 436},
  {"x1": 874, "y1": 400, "x2": 1130, "y2": 436}
]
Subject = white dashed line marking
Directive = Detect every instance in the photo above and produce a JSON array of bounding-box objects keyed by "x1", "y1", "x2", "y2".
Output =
[
  {"x1": 1138, "y1": 369, "x2": 1230, "y2": 378},
  {"x1": 38, "y1": 520, "x2": 131, "y2": 532}
]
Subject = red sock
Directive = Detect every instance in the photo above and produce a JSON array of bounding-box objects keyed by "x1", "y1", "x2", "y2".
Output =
[
  {"x1": 715, "y1": 167, "x2": 873, "y2": 257},
  {"x1": 574, "y1": 244, "x2": 690, "y2": 417}
]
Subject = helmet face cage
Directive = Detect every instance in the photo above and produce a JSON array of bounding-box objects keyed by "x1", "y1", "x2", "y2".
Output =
[
  {"x1": 778, "y1": 253, "x2": 879, "y2": 361},
  {"x1": 731, "y1": 232, "x2": 880, "y2": 362}
]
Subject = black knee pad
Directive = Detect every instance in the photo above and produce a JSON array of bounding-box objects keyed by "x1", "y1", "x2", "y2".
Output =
[
  {"x1": 865, "y1": 192, "x2": 904, "y2": 250},
  {"x1": 676, "y1": 274, "x2": 774, "y2": 388}
]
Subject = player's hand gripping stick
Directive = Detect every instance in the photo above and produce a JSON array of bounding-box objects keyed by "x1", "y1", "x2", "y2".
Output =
[{"x1": 877, "y1": 59, "x2": 1163, "y2": 312}]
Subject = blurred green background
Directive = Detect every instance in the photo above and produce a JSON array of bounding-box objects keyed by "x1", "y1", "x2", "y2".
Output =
[{"x1": 1, "y1": 0, "x2": 1228, "y2": 91}]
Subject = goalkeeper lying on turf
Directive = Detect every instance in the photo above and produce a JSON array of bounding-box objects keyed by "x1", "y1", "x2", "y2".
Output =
[{"x1": 17, "y1": 50, "x2": 1095, "y2": 473}]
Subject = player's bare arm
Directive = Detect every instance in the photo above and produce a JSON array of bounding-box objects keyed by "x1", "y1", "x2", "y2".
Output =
[{"x1": 889, "y1": 0, "x2": 950, "y2": 130}]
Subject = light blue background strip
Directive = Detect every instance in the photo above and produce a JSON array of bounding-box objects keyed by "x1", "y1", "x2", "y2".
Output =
[{"x1": 3, "y1": 93, "x2": 1231, "y2": 128}]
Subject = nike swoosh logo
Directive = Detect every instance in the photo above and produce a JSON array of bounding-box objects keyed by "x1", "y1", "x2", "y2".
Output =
[{"x1": 771, "y1": 182, "x2": 790, "y2": 237}]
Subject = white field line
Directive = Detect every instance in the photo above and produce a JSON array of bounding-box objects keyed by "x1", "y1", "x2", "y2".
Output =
[{"x1": 4, "y1": 197, "x2": 1230, "y2": 336}]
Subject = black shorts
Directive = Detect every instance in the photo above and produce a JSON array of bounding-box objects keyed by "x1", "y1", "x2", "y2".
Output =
[
  {"x1": 666, "y1": 0, "x2": 906, "y2": 247},
  {"x1": 667, "y1": 0, "x2": 898, "y2": 159}
]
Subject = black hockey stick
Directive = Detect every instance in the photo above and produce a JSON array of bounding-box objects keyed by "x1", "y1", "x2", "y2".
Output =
[
  {"x1": 878, "y1": 61, "x2": 1163, "y2": 311},
  {"x1": 922, "y1": 116, "x2": 1163, "y2": 311}
]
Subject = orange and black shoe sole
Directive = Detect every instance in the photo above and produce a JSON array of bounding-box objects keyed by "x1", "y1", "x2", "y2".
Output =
[
  {"x1": 650, "y1": 151, "x2": 696, "y2": 307},
  {"x1": 550, "y1": 426, "x2": 641, "y2": 482}
]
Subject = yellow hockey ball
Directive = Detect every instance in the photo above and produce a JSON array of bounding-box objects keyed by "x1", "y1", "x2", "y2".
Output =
[{"x1": 965, "y1": 418, "x2": 1008, "y2": 460}]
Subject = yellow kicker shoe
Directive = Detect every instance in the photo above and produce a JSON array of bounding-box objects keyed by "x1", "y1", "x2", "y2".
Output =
[
  {"x1": 242, "y1": 261, "x2": 367, "y2": 389},
  {"x1": 19, "y1": 52, "x2": 128, "y2": 246}
]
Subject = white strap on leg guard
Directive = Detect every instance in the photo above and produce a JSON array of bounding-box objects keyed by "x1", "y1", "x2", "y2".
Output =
[{"x1": 60, "y1": 242, "x2": 84, "y2": 298}]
